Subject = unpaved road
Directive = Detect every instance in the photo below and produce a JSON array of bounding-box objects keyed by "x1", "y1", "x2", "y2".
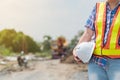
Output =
[{"x1": 0, "y1": 59, "x2": 88, "y2": 80}]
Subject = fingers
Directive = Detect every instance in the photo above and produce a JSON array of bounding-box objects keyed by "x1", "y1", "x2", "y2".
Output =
[
  {"x1": 73, "y1": 49, "x2": 82, "y2": 63},
  {"x1": 74, "y1": 56, "x2": 82, "y2": 63}
]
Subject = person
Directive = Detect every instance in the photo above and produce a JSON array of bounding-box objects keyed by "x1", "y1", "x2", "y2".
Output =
[
  {"x1": 17, "y1": 51, "x2": 28, "y2": 68},
  {"x1": 73, "y1": 0, "x2": 120, "y2": 80},
  {"x1": 17, "y1": 55, "x2": 23, "y2": 67}
]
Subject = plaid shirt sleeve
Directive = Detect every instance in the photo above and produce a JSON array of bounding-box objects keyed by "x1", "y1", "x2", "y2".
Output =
[{"x1": 84, "y1": 5, "x2": 96, "y2": 31}]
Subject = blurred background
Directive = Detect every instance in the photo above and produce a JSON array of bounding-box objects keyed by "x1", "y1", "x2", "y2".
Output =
[{"x1": 0, "y1": 0, "x2": 104, "y2": 80}]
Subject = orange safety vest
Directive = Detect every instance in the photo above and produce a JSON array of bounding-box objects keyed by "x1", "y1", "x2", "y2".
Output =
[{"x1": 93, "y1": 2, "x2": 120, "y2": 58}]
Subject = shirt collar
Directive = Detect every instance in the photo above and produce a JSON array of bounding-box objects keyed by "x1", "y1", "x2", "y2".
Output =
[
  {"x1": 106, "y1": 1, "x2": 120, "y2": 11},
  {"x1": 118, "y1": 1, "x2": 120, "y2": 6}
]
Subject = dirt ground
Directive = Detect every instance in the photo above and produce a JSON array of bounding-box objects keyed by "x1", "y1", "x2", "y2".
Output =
[{"x1": 0, "y1": 59, "x2": 88, "y2": 80}]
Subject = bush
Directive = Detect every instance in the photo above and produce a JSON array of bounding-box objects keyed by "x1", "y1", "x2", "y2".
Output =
[{"x1": 0, "y1": 45, "x2": 12, "y2": 56}]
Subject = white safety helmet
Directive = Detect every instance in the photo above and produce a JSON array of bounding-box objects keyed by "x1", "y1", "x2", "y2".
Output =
[{"x1": 75, "y1": 41, "x2": 95, "y2": 63}]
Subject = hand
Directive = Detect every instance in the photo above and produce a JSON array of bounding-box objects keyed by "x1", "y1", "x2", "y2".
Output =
[{"x1": 73, "y1": 48, "x2": 82, "y2": 63}]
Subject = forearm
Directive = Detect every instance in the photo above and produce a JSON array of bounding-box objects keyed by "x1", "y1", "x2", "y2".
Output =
[{"x1": 78, "y1": 28, "x2": 94, "y2": 44}]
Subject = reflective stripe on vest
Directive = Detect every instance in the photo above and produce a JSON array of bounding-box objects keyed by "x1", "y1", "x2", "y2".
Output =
[{"x1": 94, "y1": 2, "x2": 120, "y2": 58}]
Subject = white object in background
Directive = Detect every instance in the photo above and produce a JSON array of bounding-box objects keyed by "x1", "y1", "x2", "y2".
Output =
[{"x1": 75, "y1": 42, "x2": 95, "y2": 63}]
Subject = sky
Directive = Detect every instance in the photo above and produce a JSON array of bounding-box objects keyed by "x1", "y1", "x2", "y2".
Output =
[{"x1": 0, "y1": 0, "x2": 104, "y2": 42}]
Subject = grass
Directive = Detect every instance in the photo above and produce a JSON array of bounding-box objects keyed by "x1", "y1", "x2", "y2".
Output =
[{"x1": 35, "y1": 50, "x2": 52, "y2": 59}]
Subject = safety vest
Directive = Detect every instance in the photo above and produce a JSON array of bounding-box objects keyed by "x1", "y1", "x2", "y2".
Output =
[{"x1": 94, "y1": 2, "x2": 120, "y2": 58}]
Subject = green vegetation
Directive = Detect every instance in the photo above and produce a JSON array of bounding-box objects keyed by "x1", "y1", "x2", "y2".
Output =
[
  {"x1": 41, "y1": 35, "x2": 52, "y2": 51},
  {"x1": 0, "y1": 29, "x2": 84, "y2": 57},
  {"x1": 0, "y1": 29, "x2": 40, "y2": 55},
  {"x1": 0, "y1": 45, "x2": 12, "y2": 56}
]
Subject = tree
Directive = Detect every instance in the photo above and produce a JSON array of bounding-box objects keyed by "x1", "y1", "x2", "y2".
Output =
[
  {"x1": 41, "y1": 35, "x2": 52, "y2": 51},
  {"x1": 12, "y1": 32, "x2": 24, "y2": 52},
  {"x1": 26, "y1": 35, "x2": 40, "y2": 53},
  {"x1": 0, "y1": 29, "x2": 40, "y2": 53},
  {"x1": 0, "y1": 29, "x2": 17, "y2": 51}
]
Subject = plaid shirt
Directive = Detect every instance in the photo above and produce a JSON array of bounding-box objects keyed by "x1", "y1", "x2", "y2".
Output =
[
  {"x1": 92, "y1": 56, "x2": 108, "y2": 69},
  {"x1": 85, "y1": 2, "x2": 120, "y2": 45}
]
